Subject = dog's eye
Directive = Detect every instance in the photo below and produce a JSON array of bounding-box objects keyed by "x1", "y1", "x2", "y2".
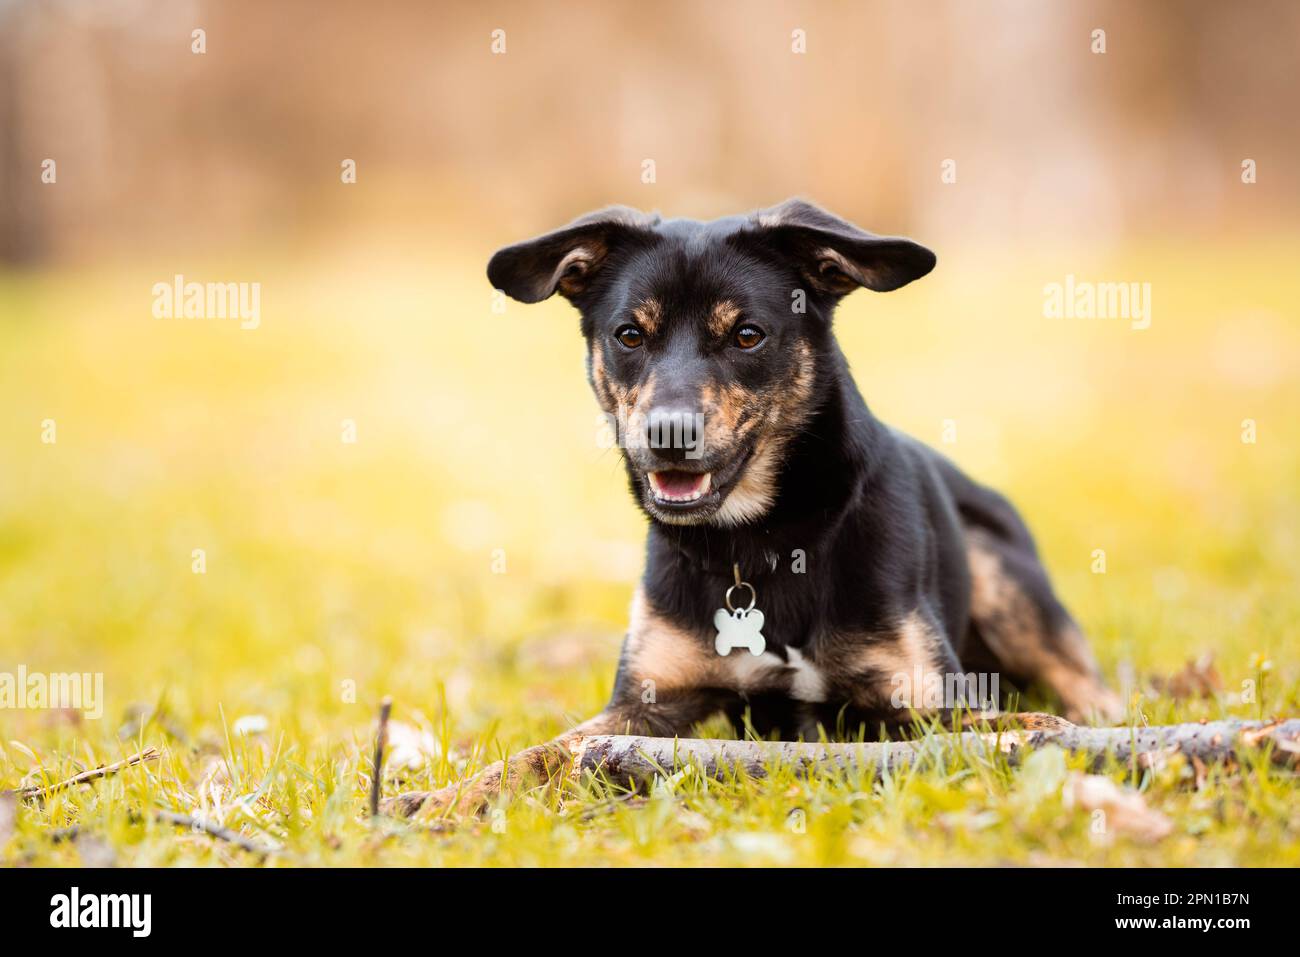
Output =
[
  {"x1": 733, "y1": 325, "x2": 765, "y2": 350},
  {"x1": 615, "y1": 325, "x2": 644, "y2": 349}
]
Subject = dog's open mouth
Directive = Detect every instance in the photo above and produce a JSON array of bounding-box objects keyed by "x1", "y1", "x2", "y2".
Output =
[
  {"x1": 641, "y1": 446, "x2": 754, "y2": 523},
  {"x1": 647, "y1": 469, "x2": 713, "y2": 504}
]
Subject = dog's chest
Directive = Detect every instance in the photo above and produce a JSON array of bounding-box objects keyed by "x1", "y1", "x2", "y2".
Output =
[
  {"x1": 627, "y1": 583, "x2": 839, "y2": 704},
  {"x1": 719, "y1": 645, "x2": 828, "y2": 703}
]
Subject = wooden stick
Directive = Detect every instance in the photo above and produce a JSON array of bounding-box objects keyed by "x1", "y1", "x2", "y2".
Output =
[
  {"x1": 571, "y1": 719, "x2": 1300, "y2": 785},
  {"x1": 155, "y1": 810, "x2": 278, "y2": 858},
  {"x1": 369, "y1": 696, "x2": 393, "y2": 818},
  {"x1": 44, "y1": 810, "x2": 280, "y2": 859},
  {"x1": 18, "y1": 747, "x2": 161, "y2": 801}
]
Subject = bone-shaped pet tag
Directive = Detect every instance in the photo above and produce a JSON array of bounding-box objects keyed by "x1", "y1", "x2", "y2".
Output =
[
  {"x1": 714, "y1": 564, "x2": 765, "y2": 656},
  {"x1": 714, "y1": 606, "x2": 766, "y2": 656}
]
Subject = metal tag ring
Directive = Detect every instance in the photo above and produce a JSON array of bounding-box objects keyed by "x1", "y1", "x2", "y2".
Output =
[{"x1": 725, "y1": 582, "x2": 756, "y2": 613}]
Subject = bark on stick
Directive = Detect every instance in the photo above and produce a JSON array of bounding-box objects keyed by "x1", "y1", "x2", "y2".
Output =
[
  {"x1": 18, "y1": 747, "x2": 161, "y2": 802},
  {"x1": 570, "y1": 719, "x2": 1300, "y2": 786}
]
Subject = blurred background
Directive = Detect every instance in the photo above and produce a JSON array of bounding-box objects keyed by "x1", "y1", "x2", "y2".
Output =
[
  {"x1": 4, "y1": 0, "x2": 1300, "y2": 261},
  {"x1": 1, "y1": 0, "x2": 1297, "y2": 750}
]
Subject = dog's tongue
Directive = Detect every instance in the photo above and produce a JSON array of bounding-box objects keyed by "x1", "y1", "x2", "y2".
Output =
[{"x1": 650, "y1": 470, "x2": 710, "y2": 499}]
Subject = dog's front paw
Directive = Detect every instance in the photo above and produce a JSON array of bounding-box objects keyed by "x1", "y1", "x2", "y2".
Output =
[
  {"x1": 1001, "y1": 711, "x2": 1075, "y2": 732},
  {"x1": 379, "y1": 789, "x2": 438, "y2": 818},
  {"x1": 1062, "y1": 686, "x2": 1125, "y2": 727},
  {"x1": 381, "y1": 783, "x2": 490, "y2": 819},
  {"x1": 959, "y1": 710, "x2": 1075, "y2": 733}
]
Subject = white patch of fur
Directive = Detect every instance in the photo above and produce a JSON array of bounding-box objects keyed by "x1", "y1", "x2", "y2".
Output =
[
  {"x1": 785, "y1": 647, "x2": 827, "y2": 702},
  {"x1": 716, "y1": 646, "x2": 827, "y2": 702}
]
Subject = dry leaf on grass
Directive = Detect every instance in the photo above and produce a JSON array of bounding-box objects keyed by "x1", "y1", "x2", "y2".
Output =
[
  {"x1": 1063, "y1": 772, "x2": 1173, "y2": 844},
  {"x1": 1150, "y1": 654, "x2": 1223, "y2": 700},
  {"x1": 383, "y1": 720, "x2": 442, "y2": 774},
  {"x1": 231, "y1": 714, "x2": 268, "y2": 736}
]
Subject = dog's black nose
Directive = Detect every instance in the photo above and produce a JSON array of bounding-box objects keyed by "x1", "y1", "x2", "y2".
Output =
[{"x1": 643, "y1": 407, "x2": 703, "y2": 464}]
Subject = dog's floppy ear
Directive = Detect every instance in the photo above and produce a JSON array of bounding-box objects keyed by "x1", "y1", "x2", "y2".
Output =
[
  {"x1": 745, "y1": 198, "x2": 935, "y2": 295},
  {"x1": 487, "y1": 206, "x2": 660, "y2": 303}
]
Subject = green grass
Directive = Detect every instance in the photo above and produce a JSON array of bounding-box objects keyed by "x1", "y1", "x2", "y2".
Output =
[{"x1": 1, "y1": 236, "x2": 1297, "y2": 866}]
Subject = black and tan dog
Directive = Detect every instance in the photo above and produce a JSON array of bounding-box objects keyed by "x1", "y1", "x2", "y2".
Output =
[{"x1": 388, "y1": 199, "x2": 1121, "y2": 817}]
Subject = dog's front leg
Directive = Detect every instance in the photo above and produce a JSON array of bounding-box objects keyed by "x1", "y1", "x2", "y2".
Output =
[
  {"x1": 381, "y1": 692, "x2": 725, "y2": 819},
  {"x1": 380, "y1": 710, "x2": 626, "y2": 819}
]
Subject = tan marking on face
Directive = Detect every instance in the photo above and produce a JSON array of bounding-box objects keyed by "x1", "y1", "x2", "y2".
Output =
[
  {"x1": 714, "y1": 435, "x2": 780, "y2": 526},
  {"x1": 589, "y1": 343, "x2": 614, "y2": 413},
  {"x1": 627, "y1": 371, "x2": 654, "y2": 422},
  {"x1": 769, "y1": 340, "x2": 816, "y2": 428},
  {"x1": 598, "y1": 361, "x2": 655, "y2": 449},
  {"x1": 632, "y1": 298, "x2": 662, "y2": 335},
  {"x1": 708, "y1": 300, "x2": 742, "y2": 339},
  {"x1": 699, "y1": 381, "x2": 757, "y2": 459},
  {"x1": 711, "y1": 341, "x2": 816, "y2": 526},
  {"x1": 716, "y1": 382, "x2": 752, "y2": 431},
  {"x1": 592, "y1": 333, "x2": 661, "y2": 460},
  {"x1": 698, "y1": 382, "x2": 717, "y2": 416}
]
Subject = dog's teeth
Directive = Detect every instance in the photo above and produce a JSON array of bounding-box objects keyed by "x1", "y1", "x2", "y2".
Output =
[{"x1": 649, "y1": 471, "x2": 711, "y2": 503}]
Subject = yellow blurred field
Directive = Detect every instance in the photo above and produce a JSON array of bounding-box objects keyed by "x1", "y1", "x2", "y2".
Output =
[{"x1": 1, "y1": 234, "x2": 1297, "y2": 865}]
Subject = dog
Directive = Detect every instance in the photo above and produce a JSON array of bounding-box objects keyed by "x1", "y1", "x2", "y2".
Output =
[{"x1": 387, "y1": 199, "x2": 1121, "y2": 817}]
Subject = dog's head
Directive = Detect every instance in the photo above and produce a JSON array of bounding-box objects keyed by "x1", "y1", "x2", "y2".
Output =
[{"x1": 487, "y1": 199, "x2": 935, "y2": 526}]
